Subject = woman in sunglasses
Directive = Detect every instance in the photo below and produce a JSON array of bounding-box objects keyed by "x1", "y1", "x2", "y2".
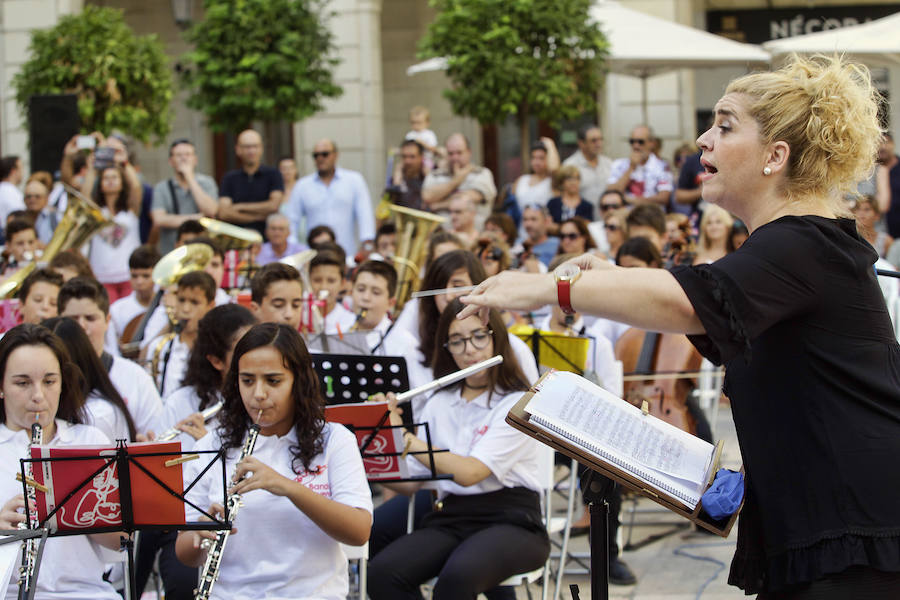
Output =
[
  {"x1": 368, "y1": 299, "x2": 549, "y2": 599},
  {"x1": 556, "y1": 216, "x2": 597, "y2": 257}
]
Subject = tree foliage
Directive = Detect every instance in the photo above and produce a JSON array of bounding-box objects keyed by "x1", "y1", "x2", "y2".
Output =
[
  {"x1": 12, "y1": 6, "x2": 173, "y2": 144},
  {"x1": 420, "y1": 0, "x2": 609, "y2": 159},
  {"x1": 180, "y1": 0, "x2": 342, "y2": 133}
]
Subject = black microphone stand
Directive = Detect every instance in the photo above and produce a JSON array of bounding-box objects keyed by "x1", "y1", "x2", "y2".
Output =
[{"x1": 569, "y1": 469, "x2": 616, "y2": 600}]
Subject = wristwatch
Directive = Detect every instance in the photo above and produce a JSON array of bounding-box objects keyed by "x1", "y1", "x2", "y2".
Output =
[{"x1": 553, "y1": 264, "x2": 582, "y2": 315}]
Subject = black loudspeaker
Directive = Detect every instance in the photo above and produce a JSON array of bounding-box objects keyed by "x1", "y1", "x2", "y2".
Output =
[{"x1": 28, "y1": 94, "x2": 79, "y2": 174}]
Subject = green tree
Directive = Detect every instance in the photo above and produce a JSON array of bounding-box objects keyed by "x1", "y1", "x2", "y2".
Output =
[
  {"x1": 180, "y1": 0, "x2": 342, "y2": 133},
  {"x1": 12, "y1": 6, "x2": 173, "y2": 144},
  {"x1": 421, "y1": 0, "x2": 609, "y2": 163}
]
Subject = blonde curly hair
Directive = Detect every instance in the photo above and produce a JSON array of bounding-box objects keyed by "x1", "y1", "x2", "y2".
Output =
[{"x1": 725, "y1": 54, "x2": 883, "y2": 214}]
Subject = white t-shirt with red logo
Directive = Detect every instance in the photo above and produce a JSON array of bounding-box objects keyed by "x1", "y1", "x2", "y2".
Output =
[
  {"x1": 407, "y1": 387, "x2": 543, "y2": 498},
  {"x1": 184, "y1": 422, "x2": 372, "y2": 600}
]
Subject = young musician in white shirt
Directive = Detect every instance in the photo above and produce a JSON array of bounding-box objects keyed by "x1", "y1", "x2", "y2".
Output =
[
  {"x1": 249, "y1": 262, "x2": 304, "y2": 330},
  {"x1": 348, "y1": 260, "x2": 419, "y2": 357},
  {"x1": 175, "y1": 323, "x2": 372, "y2": 600},
  {"x1": 367, "y1": 300, "x2": 549, "y2": 599},
  {"x1": 147, "y1": 271, "x2": 217, "y2": 399},
  {"x1": 0, "y1": 324, "x2": 123, "y2": 600},
  {"x1": 312, "y1": 249, "x2": 357, "y2": 335},
  {"x1": 58, "y1": 277, "x2": 164, "y2": 438},
  {"x1": 108, "y1": 245, "x2": 159, "y2": 352}
]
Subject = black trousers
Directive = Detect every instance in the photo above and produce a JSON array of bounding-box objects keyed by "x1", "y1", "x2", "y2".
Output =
[
  {"x1": 757, "y1": 566, "x2": 900, "y2": 600},
  {"x1": 368, "y1": 488, "x2": 550, "y2": 600},
  {"x1": 133, "y1": 530, "x2": 197, "y2": 600}
]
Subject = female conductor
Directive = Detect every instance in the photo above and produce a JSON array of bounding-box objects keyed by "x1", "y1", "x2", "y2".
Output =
[
  {"x1": 174, "y1": 323, "x2": 371, "y2": 599},
  {"x1": 460, "y1": 55, "x2": 900, "y2": 599}
]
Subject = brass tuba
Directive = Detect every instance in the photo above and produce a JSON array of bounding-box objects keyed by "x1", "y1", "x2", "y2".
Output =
[
  {"x1": 390, "y1": 204, "x2": 447, "y2": 311},
  {"x1": 0, "y1": 185, "x2": 111, "y2": 298}
]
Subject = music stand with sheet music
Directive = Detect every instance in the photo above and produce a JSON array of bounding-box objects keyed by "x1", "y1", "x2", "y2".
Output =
[{"x1": 1, "y1": 440, "x2": 230, "y2": 600}]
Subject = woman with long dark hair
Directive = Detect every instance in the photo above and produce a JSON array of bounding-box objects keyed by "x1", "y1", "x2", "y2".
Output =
[
  {"x1": 368, "y1": 300, "x2": 549, "y2": 598},
  {"x1": 0, "y1": 324, "x2": 122, "y2": 599},
  {"x1": 42, "y1": 316, "x2": 137, "y2": 441},
  {"x1": 165, "y1": 304, "x2": 257, "y2": 448},
  {"x1": 88, "y1": 164, "x2": 141, "y2": 302},
  {"x1": 175, "y1": 323, "x2": 371, "y2": 599}
]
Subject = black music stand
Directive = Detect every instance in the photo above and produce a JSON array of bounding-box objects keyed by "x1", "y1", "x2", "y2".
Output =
[
  {"x1": 305, "y1": 331, "x2": 372, "y2": 355},
  {"x1": 2, "y1": 440, "x2": 230, "y2": 600},
  {"x1": 314, "y1": 353, "x2": 414, "y2": 426}
]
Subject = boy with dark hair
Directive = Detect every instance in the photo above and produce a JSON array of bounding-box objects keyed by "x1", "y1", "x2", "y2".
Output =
[
  {"x1": 17, "y1": 267, "x2": 63, "y2": 324},
  {"x1": 109, "y1": 245, "x2": 160, "y2": 352},
  {"x1": 140, "y1": 236, "x2": 228, "y2": 351},
  {"x1": 3, "y1": 218, "x2": 37, "y2": 276},
  {"x1": 58, "y1": 276, "x2": 164, "y2": 437},
  {"x1": 349, "y1": 260, "x2": 417, "y2": 355},
  {"x1": 311, "y1": 249, "x2": 356, "y2": 334},
  {"x1": 625, "y1": 204, "x2": 666, "y2": 252},
  {"x1": 250, "y1": 262, "x2": 304, "y2": 330},
  {"x1": 372, "y1": 222, "x2": 397, "y2": 260},
  {"x1": 175, "y1": 219, "x2": 207, "y2": 247},
  {"x1": 147, "y1": 270, "x2": 217, "y2": 398}
]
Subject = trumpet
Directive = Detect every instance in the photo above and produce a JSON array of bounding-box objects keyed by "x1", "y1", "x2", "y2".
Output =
[{"x1": 156, "y1": 402, "x2": 224, "y2": 442}]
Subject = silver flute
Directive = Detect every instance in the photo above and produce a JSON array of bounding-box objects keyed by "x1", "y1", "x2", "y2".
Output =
[
  {"x1": 194, "y1": 420, "x2": 261, "y2": 600},
  {"x1": 17, "y1": 421, "x2": 42, "y2": 600},
  {"x1": 157, "y1": 402, "x2": 223, "y2": 442},
  {"x1": 396, "y1": 355, "x2": 503, "y2": 402}
]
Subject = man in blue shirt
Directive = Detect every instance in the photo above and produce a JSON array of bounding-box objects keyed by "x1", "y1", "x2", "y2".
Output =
[
  {"x1": 218, "y1": 129, "x2": 284, "y2": 237},
  {"x1": 285, "y1": 139, "x2": 375, "y2": 259},
  {"x1": 520, "y1": 204, "x2": 559, "y2": 268}
]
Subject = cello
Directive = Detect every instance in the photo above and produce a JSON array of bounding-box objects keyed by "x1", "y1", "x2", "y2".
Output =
[{"x1": 614, "y1": 327, "x2": 710, "y2": 439}]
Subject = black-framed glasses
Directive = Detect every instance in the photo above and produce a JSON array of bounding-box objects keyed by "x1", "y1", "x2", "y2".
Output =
[
  {"x1": 312, "y1": 151, "x2": 332, "y2": 159},
  {"x1": 559, "y1": 232, "x2": 581, "y2": 241},
  {"x1": 600, "y1": 203, "x2": 622, "y2": 211},
  {"x1": 628, "y1": 138, "x2": 647, "y2": 146},
  {"x1": 444, "y1": 329, "x2": 493, "y2": 354}
]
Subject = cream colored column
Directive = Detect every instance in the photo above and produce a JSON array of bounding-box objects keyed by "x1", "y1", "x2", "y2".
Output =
[
  {"x1": 0, "y1": 0, "x2": 83, "y2": 163},
  {"x1": 294, "y1": 0, "x2": 385, "y2": 203}
]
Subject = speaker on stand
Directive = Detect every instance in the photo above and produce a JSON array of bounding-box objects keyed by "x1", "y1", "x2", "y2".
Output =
[{"x1": 28, "y1": 94, "x2": 80, "y2": 174}]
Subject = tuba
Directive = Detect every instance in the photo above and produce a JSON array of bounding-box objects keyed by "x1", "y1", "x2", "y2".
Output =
[
  {"x1": 0, "y1": 185, "x2": 110, "y2": 298},
  {"x1": 389, "y1": 204, "x2": 447, "y2": 311},
  {"x1": 198, "y1": 218, "x2": 263, "y2": 289}
]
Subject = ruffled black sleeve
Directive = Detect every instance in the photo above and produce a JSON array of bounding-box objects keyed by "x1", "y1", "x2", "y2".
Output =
[{"x1": 668, "y1": 218, "x2": 829, "y2": 365}]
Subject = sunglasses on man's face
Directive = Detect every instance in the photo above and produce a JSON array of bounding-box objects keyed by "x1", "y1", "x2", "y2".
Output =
[
  {"x1": 605, "y1": 224, "x2": 621, "y2": 232},
  {"x1": 600, "y1": 203, "x2": 622, "y2": 211},
  {"x1": 312, "y1": 151, "x2": 332, "y2": 159},
  {"x1": 559, "y1": 232, "x2": 581, "y2": 241},
  {"x1": 629, "y1": 138, "x2": 647, "y2": 146}
]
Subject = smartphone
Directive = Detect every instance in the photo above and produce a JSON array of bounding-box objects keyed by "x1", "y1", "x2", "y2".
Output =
[
  {"x1": 94, "y1": 146, "x2": 116, "y2": 170},
  {"x1": 76, "y1": 135, "x2": 96, "y2": 151}
]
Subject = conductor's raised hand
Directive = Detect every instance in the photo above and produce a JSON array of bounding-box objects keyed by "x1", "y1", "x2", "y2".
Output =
[
  {"x1": 458, "y1": 270, "x2": 555, "y2": 324},
  {"x1": 229, "y1": 456, "x2": 287, "y2": 497}
]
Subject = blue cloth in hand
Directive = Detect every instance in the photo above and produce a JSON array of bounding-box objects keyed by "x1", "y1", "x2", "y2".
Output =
[{"x1": 701, "y1": 469, "x2": 744, "y2": 520}]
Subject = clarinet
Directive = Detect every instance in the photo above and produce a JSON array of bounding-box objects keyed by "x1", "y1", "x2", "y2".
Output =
[
  {"x1": 195, "y1": 421, "x2": 261, "y2": 600},
  {"x1": 17, "y1": 422, "x2": 43, "y2": 600}
]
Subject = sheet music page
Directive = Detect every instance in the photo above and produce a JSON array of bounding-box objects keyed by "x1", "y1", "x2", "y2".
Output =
[{"x1": 526, "y1": 371, "x2": 714, "y2": 484}]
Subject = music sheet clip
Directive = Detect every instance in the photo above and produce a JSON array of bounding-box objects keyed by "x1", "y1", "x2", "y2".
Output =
[
  {"x1": 641, "y1": 400, "x2": 650, "y2": 416},
  {"x1": 15, "y1": 472, "x2": 49, "y2": 493},
  {"x1": 165, "y1": 454, "x2": 199, "y2": 468}
]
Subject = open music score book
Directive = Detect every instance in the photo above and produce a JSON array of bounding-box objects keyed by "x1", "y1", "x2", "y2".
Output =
[{"x1": 508, "y1": 371, "x2": 739, "y2": 536}]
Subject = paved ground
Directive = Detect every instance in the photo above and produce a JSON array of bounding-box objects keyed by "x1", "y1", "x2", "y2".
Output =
[{"x1": 514, "y1": 400, "x2": 745, "y2": 600}]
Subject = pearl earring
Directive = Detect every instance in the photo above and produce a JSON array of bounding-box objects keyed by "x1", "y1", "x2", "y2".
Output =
[{"x1": 763, "y1": 167, "x2": 772, "y2": 176}]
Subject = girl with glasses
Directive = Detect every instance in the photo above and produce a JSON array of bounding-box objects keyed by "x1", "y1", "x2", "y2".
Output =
[{"x1": 368, "y1": 299, "x2": 549, "y2": 599}]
